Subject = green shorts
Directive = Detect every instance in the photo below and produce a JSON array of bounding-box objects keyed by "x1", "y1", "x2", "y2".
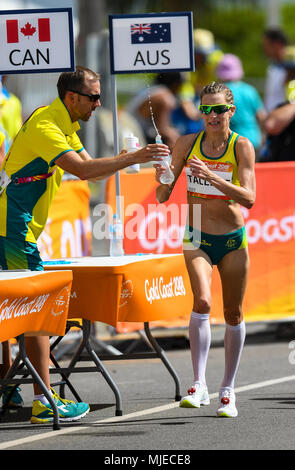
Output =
[
  {"x1": 0, "y1": 236, "x2": 43, "y2": 271},
  {"x1": 183, "y1": 225, "x2": 248, "y2": 265}
]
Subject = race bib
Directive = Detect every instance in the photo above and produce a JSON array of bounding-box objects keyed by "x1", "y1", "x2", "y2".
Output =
[
  {"x1": 0, "y1": 169, "x2": 11, "y2": 195},
  {"x1": 186, "y1": 161, "x2": 233, "y2": 198}
]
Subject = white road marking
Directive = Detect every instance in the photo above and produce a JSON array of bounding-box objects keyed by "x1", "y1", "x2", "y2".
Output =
[{"x1": 1, "y1": 374, "x2": 295, "y2": 450}]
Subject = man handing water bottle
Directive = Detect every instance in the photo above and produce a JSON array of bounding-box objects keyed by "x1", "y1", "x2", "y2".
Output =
[{"x1": 122, "y1": 131, "x2": 174, "y2": 185}]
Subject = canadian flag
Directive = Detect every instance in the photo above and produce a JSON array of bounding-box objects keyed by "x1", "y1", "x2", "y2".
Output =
[{"x1": 6, "y1": 18, "x2": 51, "y2": 43}]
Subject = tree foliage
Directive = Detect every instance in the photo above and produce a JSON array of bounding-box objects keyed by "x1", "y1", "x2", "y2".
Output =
[
  {"x1": 282, "y1": 4, "x2": 295, "y2": 43},
  {"x1": 197, "y1": 7, "x2": 267, "y2": 78}
]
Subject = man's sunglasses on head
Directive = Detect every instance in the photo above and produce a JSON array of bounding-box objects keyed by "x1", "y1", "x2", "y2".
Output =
[
  {"x1": 68, "y1": 89, "x2": 101, "y2": 102},
  {"x1": 199, "y1": 104, "x2": 233, "y2": 115}
]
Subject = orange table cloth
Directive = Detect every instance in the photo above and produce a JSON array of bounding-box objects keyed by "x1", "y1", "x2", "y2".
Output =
[
  {"x1": 0, "y1": 270, "x2": 73, "y2": 342},
  {"x1": 43, "y1": 254, "x2": 193, "y2": 328}
]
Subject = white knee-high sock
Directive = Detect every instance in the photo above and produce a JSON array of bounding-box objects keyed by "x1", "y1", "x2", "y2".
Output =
[
  {"x1": 221, "y1": 320, "x2": 246, "y2": 389},
  {"x1": 189, "y1": 311, "x2": 211, "y2": 386},
  {"x1": 34, "y1": 389, "x2": 52, "y2": 405}
]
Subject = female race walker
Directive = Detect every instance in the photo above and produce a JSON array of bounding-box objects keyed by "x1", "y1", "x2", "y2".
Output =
[{"x1": 155, "y1": 82, "x2": 256, "y2": 418}]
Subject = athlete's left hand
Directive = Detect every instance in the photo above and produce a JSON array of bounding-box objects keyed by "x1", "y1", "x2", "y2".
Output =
[
  {"x1": 189, "y1": 155, "x2": 211, "y2": 179},
  {"x1": 154, "y1": 162, "x2": 175, "y2": 184}
]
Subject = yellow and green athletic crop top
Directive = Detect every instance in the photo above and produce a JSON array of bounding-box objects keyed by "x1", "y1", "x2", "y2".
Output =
[{"x1": 185, "y1": 131, "x2": 240, "y2": 200}]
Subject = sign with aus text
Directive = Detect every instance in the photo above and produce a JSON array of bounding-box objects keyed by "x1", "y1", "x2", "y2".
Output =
[
  {"x1": 109, "y1": 12, "x2": 194, "y2": 74},
  {"x1": 0, "y1": 8, "x2": 75, "y2": 74}
]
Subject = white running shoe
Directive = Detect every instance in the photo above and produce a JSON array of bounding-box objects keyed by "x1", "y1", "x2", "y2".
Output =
[
  {"x1": 179, "y1": 382, "x2": 210, "y2": 408},
  {"x1": 216, "y1": 387, "x2": 238, "y2": 418}
]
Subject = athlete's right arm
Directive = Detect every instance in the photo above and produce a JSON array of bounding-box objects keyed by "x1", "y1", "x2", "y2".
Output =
[
  {"x1": 55, "y1": 143, "x2": 170, "y2": 180},
  {"x1": 155, "y1": 134, "x2": 193, "y2": 203}
]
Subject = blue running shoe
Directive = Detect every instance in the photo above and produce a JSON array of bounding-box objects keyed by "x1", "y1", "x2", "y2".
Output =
[
  {"x1": 2, "y1": 385, "x2": 24, "y2": 408},
  {"x1": 31, "y1": 396, "x2": 90, "y2": 424},
  {"x1": 50, "y1": 387, "x2": 75, "y2": 405}
]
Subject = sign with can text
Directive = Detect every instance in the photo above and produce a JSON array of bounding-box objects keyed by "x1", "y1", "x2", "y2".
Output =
[
  {"x1": 109, "y1": 12, "x2": 194, "y2": 74},
  {"x1": 0, "y1": 8, "x2": 75, "y2": 74}
]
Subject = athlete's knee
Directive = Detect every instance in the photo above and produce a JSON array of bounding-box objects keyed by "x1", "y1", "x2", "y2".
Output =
[
  {"x1": 194, "y1": 295, "x2": 211, "y2": 314},
  {"x1": 223, "y1": 308, "x2": 243, "y2": 326}
]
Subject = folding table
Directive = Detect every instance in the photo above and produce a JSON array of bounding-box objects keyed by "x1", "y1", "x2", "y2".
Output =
[
  {"x1": 43, "y1": 254, "x2": 193, "y2": 415},
  {"x1": 0, "y1": 269, "x2": 73, "y2": 430}
]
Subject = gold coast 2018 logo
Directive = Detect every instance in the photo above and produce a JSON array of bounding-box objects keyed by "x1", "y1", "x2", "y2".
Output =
[
  {"x1": 119, "y1": 280, "x2": 134, "y2": 308},
  {"x1": 51, "y1": 286, "x2": 70, "y2": 317}
]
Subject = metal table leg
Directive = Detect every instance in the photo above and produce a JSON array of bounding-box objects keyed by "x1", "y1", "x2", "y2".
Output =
[
  {"x1": 0, "y1": 335, "x2": 61, "y2": 430},
  {"x1": 59, "y1": 320, "x2": 123, "y2": 416},
  {"x1": 144, "y1": 322, "x2": 181, "y2": 401}
]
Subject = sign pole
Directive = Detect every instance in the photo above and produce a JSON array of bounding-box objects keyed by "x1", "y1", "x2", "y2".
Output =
[{"x1": 110, "y1": 73, "x2": 122, "y2": 222}]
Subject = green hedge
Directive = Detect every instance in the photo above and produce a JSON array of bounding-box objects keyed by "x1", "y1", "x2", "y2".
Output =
[{"x1": 197, "y1": 7, "x2": 267, "y2": 78}]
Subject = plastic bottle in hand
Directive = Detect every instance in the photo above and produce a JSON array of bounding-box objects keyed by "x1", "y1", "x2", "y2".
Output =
[
  {"x1": 109, "y1": 214, "x2": 124, "y2": 256},
  {"x1": 155, "y1": 134, "x2": 174, "y2": 185},
  {"x1": 124, "y1": 133, "x2": 140, "y2": 174}
]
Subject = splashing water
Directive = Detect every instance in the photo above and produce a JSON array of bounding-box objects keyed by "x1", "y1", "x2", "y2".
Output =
[{"x1": 145, "y1": 74, "x2": 160, "y2": 138}]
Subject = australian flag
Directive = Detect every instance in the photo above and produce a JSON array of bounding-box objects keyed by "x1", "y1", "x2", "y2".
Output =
[{"x1": 131, "y1": 23, "x2": 171, "y2": 44}]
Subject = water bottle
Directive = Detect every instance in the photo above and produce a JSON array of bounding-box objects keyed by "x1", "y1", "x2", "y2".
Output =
[
  {"x1": 155, "y1": 134, "x2": 174, "y2": 185},
  {"x1": 109, "y1": 214, "x2": 124, "y2": 256},
  {"x1": 124, "y1": 133, "x2": 140, "y2": 174}
]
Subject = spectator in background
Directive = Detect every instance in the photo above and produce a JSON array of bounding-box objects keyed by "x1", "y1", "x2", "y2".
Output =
[
  {"x1": 127, "y1": 72, "x2": 184, "y2": 149},
  {"x1": 262, "y1": 46, "x2": 295, "y2": 162},
  {"x1": 175, "y1": 29, "x2": 224, "y2": 135},
  {"x1": 0, "y1": 130, "x2": 5, "y2": 167},
  {"x1": 190, "y1": 29, "x2": 224, "y2": 97},
  {"x1": 216, "y1": 53, "x2": 266, "y2": 159},
  {"x1": 284, "y1": 45, "x2": 295, "y2": 106},
  {"x1": 262, "y1": 28, "x2": 289, "y2": 112},
  {"x1": 0, "y1": 75, "x2": 23, "y2": 153}
]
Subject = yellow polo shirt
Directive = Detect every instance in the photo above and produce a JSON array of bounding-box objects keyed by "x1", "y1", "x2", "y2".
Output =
[
  {"x1": 0, "y1": 130, "x2": 4, "y2": 147},
  {"x1": 0, "y1": 97, "x2": 84, "y2": 243}
]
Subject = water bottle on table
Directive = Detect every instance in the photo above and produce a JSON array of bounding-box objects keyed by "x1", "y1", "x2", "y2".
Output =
[
  {"x1": 155, "y1": 134, "x2": 174, "y2": 184},
  {"x1": 124, "y1": 133, "x2": 140, "y2": 174},
  {"x1": 110, "y1": 214, "x2": 124, "y2": 256}
]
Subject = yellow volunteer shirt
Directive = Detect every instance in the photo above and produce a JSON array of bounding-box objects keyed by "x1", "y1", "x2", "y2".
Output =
[
  {"x1": 0, "y1": 93, "x2": 22, "y2": 140},
  {"x1": 0, "y1": 130, "x2": 4, "y2": 148},
  {"x1": 0, "y1": 97, "x2": 84, "y2": 243}
]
